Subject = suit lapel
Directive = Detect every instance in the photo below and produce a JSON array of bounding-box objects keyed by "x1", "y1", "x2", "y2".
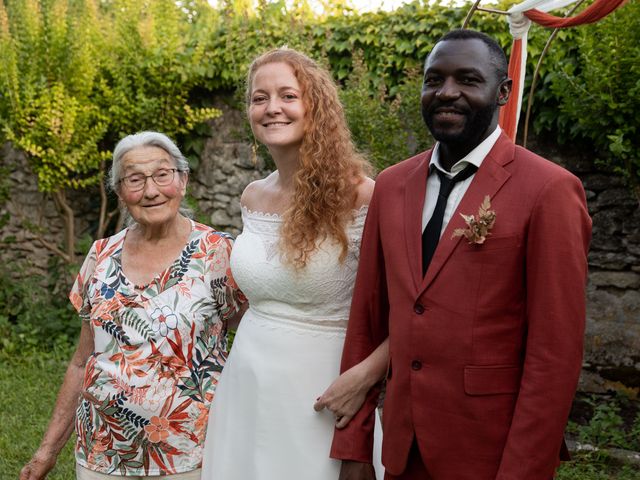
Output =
[
  {"x1": 419, "y1": 134, "x2": 515, "y2": 293},
  {"x1": 404, "y1": 150, "x2": 432, "y2": 292}
]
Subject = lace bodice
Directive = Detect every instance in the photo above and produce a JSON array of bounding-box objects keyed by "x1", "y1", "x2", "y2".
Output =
[{"x1": 230, "y1": 206, "x2": 367, "y2": 331}]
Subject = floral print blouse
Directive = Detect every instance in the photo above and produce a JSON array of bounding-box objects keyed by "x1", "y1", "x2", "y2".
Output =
[{"x1": 69, "y1": 221, "x2": 245, "y2": 476}]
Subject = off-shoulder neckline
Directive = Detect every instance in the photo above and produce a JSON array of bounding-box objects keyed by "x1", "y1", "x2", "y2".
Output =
[{"x1": 240, "y1": 204, "x2": 369, "y2": 220}]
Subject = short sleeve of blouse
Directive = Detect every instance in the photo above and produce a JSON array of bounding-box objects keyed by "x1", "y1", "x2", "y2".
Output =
[
  {"x1": 69, "y1": 241, "x2": 98, "y2": 321},
  {"x1": 206, "y1": 232, "x2": 247, "y2": 321}
]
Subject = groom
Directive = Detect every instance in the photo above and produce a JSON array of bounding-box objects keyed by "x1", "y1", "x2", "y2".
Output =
[{"x1": 331, "y1": 29, "x2": 591, "y2": 479}]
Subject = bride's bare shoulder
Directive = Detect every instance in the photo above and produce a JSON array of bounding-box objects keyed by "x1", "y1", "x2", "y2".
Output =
[
  {"x1": 240, "y1": 173, "x2": 278, "y2": 211},
  {"x1": 353, "y1": 176, "x2": 375, "y2": 209}
]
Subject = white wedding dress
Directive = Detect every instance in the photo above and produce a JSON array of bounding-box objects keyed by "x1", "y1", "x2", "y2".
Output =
[{"x1": 201, "y1": 206, "x2": 383, "y2": 480}]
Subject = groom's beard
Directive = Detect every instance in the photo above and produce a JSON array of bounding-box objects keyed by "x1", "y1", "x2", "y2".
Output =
[{"x1": 422, "y1": 101, "x2": 497, "y2": 148}]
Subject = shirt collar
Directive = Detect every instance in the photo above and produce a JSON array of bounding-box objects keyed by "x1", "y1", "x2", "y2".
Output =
[{"x1": 430, "y1": 126, "x2": 501, "y2": 176}]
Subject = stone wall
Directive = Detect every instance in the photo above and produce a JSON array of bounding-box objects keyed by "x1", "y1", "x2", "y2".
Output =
[
  {"x1": 189, "y1": 100, "x2": 270, "y2": 237},
  {"x1": 582, "y1": 177, "x2": 640, "y2": 392},
  {"x1": 1, "y1": 106, "x2": 638, "y2": 392},
  {"x1": 1, "y1": 144, "x2": 71, "y2": 274},
  {"x1": 0, "y1": 144, "x2": 97, "y2": 275},
  {"x1": 527, "y1": 138, "x2": 640, "y2": 392}
]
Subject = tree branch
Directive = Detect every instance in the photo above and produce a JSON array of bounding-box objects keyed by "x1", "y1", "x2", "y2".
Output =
[
  {"x1": 52, "y1": 190, "x2": 76, "y2": 263},
  {"x1": 462, "y1": 0, "x2": 484, "y2": 29},
  {"x1": 34, "y1": 233, "x2": 72, "y2": 263}
]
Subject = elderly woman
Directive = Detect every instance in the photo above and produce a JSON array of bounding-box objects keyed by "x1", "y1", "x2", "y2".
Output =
[{"x1": 20, "y1": 132, "x2": 245, "y2": 480}]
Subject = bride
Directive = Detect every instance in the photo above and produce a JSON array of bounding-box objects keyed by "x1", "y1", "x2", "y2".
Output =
[{"x1": 201, "y1": 48, "x2": 386, "y2": 479}]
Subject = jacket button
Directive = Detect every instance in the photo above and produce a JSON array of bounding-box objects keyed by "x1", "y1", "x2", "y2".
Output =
[
  {"x1": 411, "y1": 360, "x2": 422, "y2": 371},
  {"x1": 414, "y1": 304, "x2": 425, "y2": 314}
]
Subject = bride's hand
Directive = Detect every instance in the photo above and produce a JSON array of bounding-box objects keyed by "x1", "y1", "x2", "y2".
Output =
[
  {"x1": 314, "y1": 363, "x2": 370, "y2": 429},
  {"x1": 315, "y1": 337, "x2": 389, "y2": 428}
]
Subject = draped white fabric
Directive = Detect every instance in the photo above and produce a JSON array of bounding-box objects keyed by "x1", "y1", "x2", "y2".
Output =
[{"x1": 508, "y1": 0, "x2": 581, "y2": 15}]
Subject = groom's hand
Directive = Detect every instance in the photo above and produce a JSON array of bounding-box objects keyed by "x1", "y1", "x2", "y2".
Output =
[{"x1": 339, "y1": 460, "x2": 376, "y2": 480}]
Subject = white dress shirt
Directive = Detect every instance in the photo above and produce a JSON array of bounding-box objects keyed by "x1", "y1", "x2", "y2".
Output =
[{"x1": 422, "y1": 126, "x2": 502, "y2": 235}]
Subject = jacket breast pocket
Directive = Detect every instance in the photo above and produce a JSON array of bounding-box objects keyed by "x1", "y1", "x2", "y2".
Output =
[
  {"x1": 464, "y1": 365, "x2": 521, "y2": 396},
  {"x1": 460, "y1": 234, "x2": 521, "y2": 253}
]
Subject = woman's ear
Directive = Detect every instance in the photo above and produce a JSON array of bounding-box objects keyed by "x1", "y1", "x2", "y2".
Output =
[{"x1": 180, "y1": 172, "x2": 189, "y2": 196}]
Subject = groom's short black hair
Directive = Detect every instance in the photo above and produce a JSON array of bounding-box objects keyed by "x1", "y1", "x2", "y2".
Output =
[{"x1": 427, "y1": 29, "x2": 509, "y2": 81}]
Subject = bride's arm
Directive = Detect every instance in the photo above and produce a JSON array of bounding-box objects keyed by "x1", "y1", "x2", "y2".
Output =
[{"x1": 314, "y1": 337, "x2": 388, "y2": 429}]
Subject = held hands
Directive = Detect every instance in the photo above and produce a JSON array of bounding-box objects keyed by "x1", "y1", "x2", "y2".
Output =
[
  {"x1": 19, "y1": 449, "x2": 58, "y2": 480},
  {"x1": 314, "y1": 363, "x2": 370, "y2": 429}
]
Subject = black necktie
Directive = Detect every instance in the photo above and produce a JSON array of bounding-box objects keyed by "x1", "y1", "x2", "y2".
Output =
[{"x1": 422, "y1": 163, "x2": 478, "y2": 276}]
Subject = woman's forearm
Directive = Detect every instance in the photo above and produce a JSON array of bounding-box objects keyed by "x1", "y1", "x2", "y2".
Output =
[
  {"x1": 21, "y1": 322, "x2": 93, "y2": 480},
  {"x1": 357, "y1": 337, "x2": 389, "y2": 389},
  {"x1": 314, "y1": 337, "x2": 389, "y2": 426},
  {"x1": 37, "y1": 361, "x2": 85, "y2": 456},
  {"x1": 34, "y1": 322, "x2": 93, "y2": 457}
]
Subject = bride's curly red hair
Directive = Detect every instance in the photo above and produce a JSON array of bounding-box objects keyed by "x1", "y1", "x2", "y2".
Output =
[{"x1": 247, "y1": 48, "x2": 372, "y2": 269}]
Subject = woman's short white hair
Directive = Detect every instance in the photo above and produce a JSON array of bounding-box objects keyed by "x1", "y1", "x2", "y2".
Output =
[
  {"x1": 109, "y1": 131, "x2": 190, "y2": 191},
  {"x1": 109, "y1": 131, "x2": 193, "y2": 221}
]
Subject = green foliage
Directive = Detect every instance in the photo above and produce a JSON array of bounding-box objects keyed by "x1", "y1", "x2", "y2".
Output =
[
  {"x1": 320, "y1": 1, "x2": 472, "y2": 85},
  {"x1": 191, "y1": 0, "x2": 629, "y2": 182},
  {"x1": 191, "y1": 0, "x2": 638, "y2": 200},
  {"x1": 544, "y1": 1, "x2": 640, "y2": 202},
  {"x1": 193, "y1": 0, "x2": 317, "y2": 90},
  {"x1": 340, "y1": 53, "x2": 410, "y2": 172},
  {"x1": 194, "y1": 0, "x2": 578, "y2": 94},
  {"x1": 578, "y1": 398, "x2": 627, "y2": 449},
  {"x1": 571, "y1": 395, "x2": 640, "y2": 452},
  {"x1": 0, "y1": 0, "x2": 223, "y2": 184},
  {"x1": 0, "y1": 260, "x2": 78, "y2": 354},
  {"x1": 630, "y1": 413, "x2": 640, "y2": 452},
  {"x1": 556, "y1": 451, "x2": 639, "y2": 480},
  {"x1": 3, "y1": 0, "x2": 638, "y2": 219},
  {"x1": 559, "y1": 393, "x2": 640, "y2": 479},
  {"x1": 196, "y1": 0, "x2": 469, "y2": 90},
  {"x1": 340, "y1": 54, "x2": 433, "y2": 172},
  {"x1": 98, "y1": 0, "x2": 221, "y2": 140},
  {"x1": 0, "y1": 0, "x2": 222, "y2": 260},
  {"x1": 392, "y1": 67, "x2": 433, "y2": 156},
  {"x1": 0, "y1": 0, "x2": 638, "y2": 260},
  {"x1": 0, "y1": 0, "x2": 109, "y2": 193}
]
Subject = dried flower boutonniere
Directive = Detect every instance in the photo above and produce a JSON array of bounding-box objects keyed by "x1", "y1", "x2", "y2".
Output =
[{"x1": 452, "y1": 195, "x2": 496, "y2": 245}]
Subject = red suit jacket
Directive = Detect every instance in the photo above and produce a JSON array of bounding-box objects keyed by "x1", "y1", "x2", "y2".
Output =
[{"x1": 331, "y1": 134, "x2": 592, "y2": 479}]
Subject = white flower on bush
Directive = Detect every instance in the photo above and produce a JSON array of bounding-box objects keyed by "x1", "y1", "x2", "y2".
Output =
[{"x1": 150, "y1": 306, "x2": 178, "y2": 337}]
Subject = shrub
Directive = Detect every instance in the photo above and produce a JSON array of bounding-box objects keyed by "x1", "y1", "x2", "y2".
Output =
[
  {"x1": 0, "y1": 260, "x2": 78, "y2": 354},
  {"x1": 0, "y1": 0, "x2": 222, "y2": 262},
  {"x1": 543, "y1": 1, "x2": 640, "y2": 203}
]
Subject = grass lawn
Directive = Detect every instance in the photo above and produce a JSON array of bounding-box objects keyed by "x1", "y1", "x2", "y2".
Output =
[
  {"x1": 1, "y1": 350, "x2": 638, "y2": 479},
  {"x1": 0, "y1": 350, "x2": 75, "y2": 479}
]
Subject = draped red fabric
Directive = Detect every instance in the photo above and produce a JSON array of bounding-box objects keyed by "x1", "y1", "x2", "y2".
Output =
[
  {"x1": 499, "y1": 0, "x2": 628, "y2": 141},
  {"x1": 498, "y1": 38, "x2": 523, "y2": 141},
  {"x1": 525, "y1": 0, "x2": 627, "y2": 28}
]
